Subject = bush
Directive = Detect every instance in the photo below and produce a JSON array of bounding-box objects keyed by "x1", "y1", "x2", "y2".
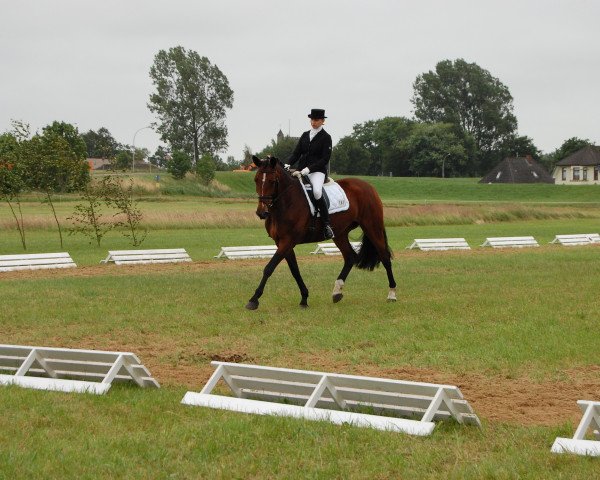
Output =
[
  {"x1": 196, "y1": 153, "x2": 215, "y2": 185},
  {"x1": 168, "y1": 150, "x2": 192, "y2": 179}
]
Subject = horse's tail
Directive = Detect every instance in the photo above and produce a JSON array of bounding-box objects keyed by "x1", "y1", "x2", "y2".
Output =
[{"x1": 355, "y1": 228, "x2": 393, "y2": 271}]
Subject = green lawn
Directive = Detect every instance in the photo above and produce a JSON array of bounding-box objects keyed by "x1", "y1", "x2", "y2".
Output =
[
  {"x1": 2, "y1": 177, "x2": 600, "y2": 478},
  {"x1": 3, "y1": 245, "x2": 600, "y2": 375},
  {"x1": 1, "y1": 386, "x2": 596, "y2": 480},
  {"x1": 97, "y1": 171, "x2": 600, "y2": 204},
  {"x1": 2, "y1": 216, "x2": 600, "y2": 265},
  {"x1": 1, "y1": 245, "x2": 600, "y2": 478}
]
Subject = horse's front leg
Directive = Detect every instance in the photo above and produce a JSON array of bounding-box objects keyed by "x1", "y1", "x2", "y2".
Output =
[
  {"x1": 285, "y1": 249, "x2": 309, "y2": 308},
  {"x1": 245, "y1": 251, "x2": 285, "y2": 310}
]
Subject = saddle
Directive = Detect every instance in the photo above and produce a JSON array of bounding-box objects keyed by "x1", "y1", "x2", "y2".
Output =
[{"x1": 299, "y1": 176, "x2": 350, "y2": 217}]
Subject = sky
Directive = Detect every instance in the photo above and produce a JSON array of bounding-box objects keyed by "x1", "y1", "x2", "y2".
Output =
[{"x1": 1, "y1": 0, "x2": 599, "y2": 161}]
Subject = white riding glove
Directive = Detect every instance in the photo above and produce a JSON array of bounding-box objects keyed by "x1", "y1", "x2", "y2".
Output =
[
  {"x1": 284, "y1": 164, "x2": 290, "y2": 171},
  {"x1": 292, "y1": 170, "x2": 302, "y2": 178},
  {"x1": 300, "y1": 167, "x2": 310, "y2": 176}
]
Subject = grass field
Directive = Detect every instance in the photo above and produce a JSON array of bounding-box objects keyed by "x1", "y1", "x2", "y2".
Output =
[
  {"x1": 93, "y1": 171, "x2": 600, "y2": 204},
  {"x1": 1, "y1": 175, "x2": 600, "y2": 478}
]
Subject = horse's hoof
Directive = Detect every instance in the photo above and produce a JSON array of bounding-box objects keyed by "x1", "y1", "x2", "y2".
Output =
[
  {"x1": 387, "y1": 289, "x2": 397, "y2": 302},
  {"x1": 245, "y1": 301, "x2": 259, "y2": 310},
  {"x1": 299, "y1": 303, "x2": 308, "y2": 309},
  {"x1": 332, "y1": 293, "x2": 343, "y2": 303}
]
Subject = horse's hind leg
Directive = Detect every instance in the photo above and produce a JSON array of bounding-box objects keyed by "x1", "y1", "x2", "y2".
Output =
[
  {"x1": 285, "y1": 249, "x2": 309, "y2": 308},
  {"x1": 332, "y1": 235, "x2": 357, "y2": 303},
  {"x1": 382, "y1": 255, "x2": 397, "y2": 302},
  {"x1": 361, "y1": 223, "x2": 397, "y2": 302}
]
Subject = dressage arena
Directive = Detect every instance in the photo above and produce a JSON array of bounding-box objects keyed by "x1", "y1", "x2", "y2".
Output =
[{"x1": 2, "y1": 182, "x2": 600, "y2": 477}]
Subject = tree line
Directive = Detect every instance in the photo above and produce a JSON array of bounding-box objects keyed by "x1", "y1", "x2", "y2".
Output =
[
  {"x1": 255, "y1": 59, "x2": 595, "y2": 177},
  {"x1": 3, "y1": 49, "x2": 596, "y2": 195}
]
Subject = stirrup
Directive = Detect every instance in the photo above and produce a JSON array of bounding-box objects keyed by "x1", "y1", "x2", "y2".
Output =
[{"x1": 324, "y1": 224, "x2": 335, "y2": 239}]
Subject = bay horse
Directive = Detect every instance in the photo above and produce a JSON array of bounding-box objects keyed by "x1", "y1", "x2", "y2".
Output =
[{"x1": 245, "y1": 155, "x2": 396, "y2": 310}]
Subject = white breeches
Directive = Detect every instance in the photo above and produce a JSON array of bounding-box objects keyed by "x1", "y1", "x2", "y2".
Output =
[{"x1": 307, "y1": 172, "x2": 326, "y2": 199}]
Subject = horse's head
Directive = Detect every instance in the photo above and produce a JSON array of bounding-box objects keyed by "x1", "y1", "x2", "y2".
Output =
[{"x1": 252, "y1": 155, "x2": 285, "y2": 219}]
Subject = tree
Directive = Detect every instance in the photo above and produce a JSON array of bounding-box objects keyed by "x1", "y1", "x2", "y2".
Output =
[
  {"x1": 68, "y1": 176, "x2": 120, "y2": 246},
  {"x1": 134, "y1": 147, "x2": 149, "y2": 165},
  {"x1": 36, "y1": 122, "x2": 90, "y2": 195},
  {"x1": 0, "y1": 132, "x2": 27, "y2": 250},
  {"x1": 9, "y1": 119, "x2": 31, "y2": 142},
  {"x1": 113, "y1": 147, "x2": 148, "y2": 170},
  {"x1": 398, "y1": 123, "x2": 469, "y2": 177},
  {"x1": 108, "y1": 178, "x2": 147, "y2": 247},
  {"x1": 349, "y1": 117, "x2": 414, "y2": 175},
  {"x1": 212, "y1": 154, "x2": 229, "y2": 171},
  {"x1": 82, "y1": 127, "x2": 120, "y2": 159},
  {"x1": 113, "y1": 150, "x2": 132, "y2": 171},
  {"x1": 225, "y1": 155, "x2": 242, "y2": 170},
  {"x1": 555, "y1": 137, "x2": 594, "y2": 160},
  {"x1": 42, "y1": 121, "x2": 87, "y2": 160},
  {"x1": 167, "y1": 150, "x2": 192, "y2": 179},
  {"x1": 540, "y1": 137, "x2": 594, "y2": 172},
  {"x1": 241, "y1": 144, "x2": 254, "y2": 168},
  {"x1": 23, "y1": 132, "x2": 91, "y2": 247},
  {"x1": 412, "y1": 59, "x2": 517, "y2": 172},
  {"x1": 501, "y1": 135, "x2": 541, "y2": 160},
  {"x1": 330, "y1": 137, "x2": 371, "y2": 175},
  {"x1": 257, "y1": 136, "x2": 298, "y2": 163},
  {"x1": 148, "y1": 145, "x2": 170, "y2": 168},
  {"x1": 196, "y1": 152, "x2": 215, "y2": 185},
  {"x1": 148, "y1": 46, "x2": 234, "y2": 163},
  {"x1": 1, "y1": 120, "x2": 90, "y2": 250}
]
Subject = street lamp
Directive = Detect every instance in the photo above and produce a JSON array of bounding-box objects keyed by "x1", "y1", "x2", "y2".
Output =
[{"x1": 132, "y1": 126, "x2": 152, "y2": 172}]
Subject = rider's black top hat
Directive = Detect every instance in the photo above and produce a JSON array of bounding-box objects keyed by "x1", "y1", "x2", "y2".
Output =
[{"x1": 308, "y1": 108, "x2": 327, "y2": 119}]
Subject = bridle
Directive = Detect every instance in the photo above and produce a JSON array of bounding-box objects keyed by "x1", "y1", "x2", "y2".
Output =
[
  {"x1": 257, "y1": 169, "x2": 296, "y2": 211},
  {"x1": 258, "y1": 171, "x2": 279, "y2": 209}
]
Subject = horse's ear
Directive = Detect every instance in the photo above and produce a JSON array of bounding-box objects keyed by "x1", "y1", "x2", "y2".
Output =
[
  {"x1": 269, "y1": 156, "x2": 278, "y2": 169},
  {"x1": 251, "y1": 155, "x2": 262, "y2": 167}
]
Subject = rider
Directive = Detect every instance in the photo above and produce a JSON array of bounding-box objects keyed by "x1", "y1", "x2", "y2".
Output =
[{"x1": 285, "y1": 108, "x2": 335, "y2": 239}]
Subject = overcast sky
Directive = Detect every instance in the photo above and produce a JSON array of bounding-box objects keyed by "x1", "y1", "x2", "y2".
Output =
[{"x1": 1, "y1": 0, "x2": 599, "y2": 160}]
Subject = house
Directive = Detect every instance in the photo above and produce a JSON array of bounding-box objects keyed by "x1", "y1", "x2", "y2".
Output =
[
  {"x1": 479, "y1": 156, "x2": 554, "y2": 184},
  {"x1": 87, "y1": 158, "x2": 112, "y2": 170},
  {"x1": 553, "y1": 146, "x2": 600, "y2": 184}
]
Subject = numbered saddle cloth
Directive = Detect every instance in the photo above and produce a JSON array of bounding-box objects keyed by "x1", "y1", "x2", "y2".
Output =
[{"x1": 300, "y1": 178, "x2": 350, "y2": 216}]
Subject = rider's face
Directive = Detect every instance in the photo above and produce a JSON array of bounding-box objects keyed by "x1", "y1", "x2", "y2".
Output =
[{"x1": 310, "y1": 118, "x2": 325, "y2": 129}]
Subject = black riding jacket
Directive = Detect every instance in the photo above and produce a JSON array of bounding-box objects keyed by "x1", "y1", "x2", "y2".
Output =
[{"x1": 287, "y1": 129, "x2": 332, "y2": 175}]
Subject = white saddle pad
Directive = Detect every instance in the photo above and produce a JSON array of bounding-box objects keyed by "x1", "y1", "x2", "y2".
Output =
[{"x1": 300, "y1": 179, "x2": 350, "y2": 216}]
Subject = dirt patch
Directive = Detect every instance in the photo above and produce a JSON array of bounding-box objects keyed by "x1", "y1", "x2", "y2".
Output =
[
  {"x1": 52, "y1": 333, "x2": 253, "y2": 388},
  {"x1": 0, "y1": 259, "x2": 271, "y2": 282},
  {"x1": 0, "y1": 246, "x2": 555, "y2": 282},
  {"x1": 387, "y1": 366, "x2": 599, "y2": 427},
  {"x1": 209, "y1": 352, "x2": 251, "y2": 363},
  {"x1": 163, "y1": 359, "x2": 600, "y2": 426},
  {"x1": 39, "y1": 333, "x2": 600, "y2": 426},
  {"x1": 296, "y1": 356, "x2": 600, "y2": 427},
  {"x1": 5, "y1": 257, "x2": 599, "y2": 427}
]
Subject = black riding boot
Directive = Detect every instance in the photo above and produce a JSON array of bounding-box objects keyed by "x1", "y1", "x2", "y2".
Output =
[{"x1": 316, "y1": 197, "x2": 334, "y2": 239}]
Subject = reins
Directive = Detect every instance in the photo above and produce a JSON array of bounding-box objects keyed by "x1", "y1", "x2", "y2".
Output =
[{"x1": 258, "y1": 170, "x2": 297, "y2": 209}]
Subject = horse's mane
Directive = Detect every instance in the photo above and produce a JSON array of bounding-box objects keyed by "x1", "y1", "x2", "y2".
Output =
[{"x1": 256, "y1": 157, "x2": 295, "y2": 181}]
